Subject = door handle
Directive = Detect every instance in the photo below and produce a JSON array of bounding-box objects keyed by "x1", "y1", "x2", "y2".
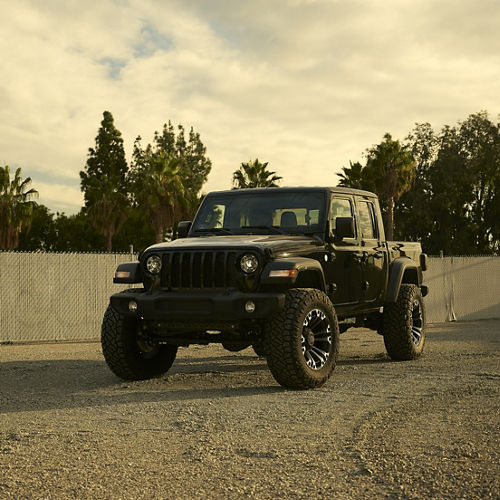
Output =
[{"x1": 352, "y1": 253, "x2": 365, "y2": 264}]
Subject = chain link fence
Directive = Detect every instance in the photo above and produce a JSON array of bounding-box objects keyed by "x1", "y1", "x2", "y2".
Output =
[
  {"x1": 0, "y1": 252, "x2": 133, "y2": 343},
  {"x1": 425, "y1": 255, "x2": 500, "y2": 323},
  {"x1": 1, "y1": 252, "x2": 499, "y2": 343}
]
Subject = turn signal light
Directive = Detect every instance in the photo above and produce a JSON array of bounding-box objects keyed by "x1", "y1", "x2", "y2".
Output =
[{"x1": 269, "y1": 269, "x2": 298, "y2": 278}]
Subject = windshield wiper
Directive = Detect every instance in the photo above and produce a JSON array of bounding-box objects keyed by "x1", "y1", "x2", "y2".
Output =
[
  {"x1": 240, "y1": 225, "x2": 283, "y2": 234},
  {"x1": 193, "y1": 227, "x2": 233, "y2": 235}
]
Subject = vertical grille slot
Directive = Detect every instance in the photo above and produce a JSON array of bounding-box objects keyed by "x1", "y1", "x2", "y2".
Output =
[
  {"x1": 192, "y1": 253, "x2": 202, "y2": 288},
  {"x1": 160, "y1": 250, "x2": 238, "y2": 290}
]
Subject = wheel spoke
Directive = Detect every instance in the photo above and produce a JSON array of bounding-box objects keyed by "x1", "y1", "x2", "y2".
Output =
[
  {"x1": 410, "y1": 300, "x2": 423, "y2": 346},
  {"x1": 411, "y1": 326, "x2": 422, "y2": 344},
  {"x1": 310, "y1": 346, "x2": 329, "y2": 363},
  {"x1": 304, "y1": 350, "x2": 316, "y2": 369},
  {"x1": 314, "y1": 335, "x2": 330, "y2": 342},
  {"x1": 301, "y1": 308, "x2": 333, "y2": 371},
  {"x1": 305, "y1": 312, "x2": 323, "y2": 330}
]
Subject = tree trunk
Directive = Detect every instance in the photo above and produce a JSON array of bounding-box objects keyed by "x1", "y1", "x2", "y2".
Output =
[
  {"x1": 155, "y1": 226, "x2": 164, "y2": 243},
  {"x1": 106, "y1": 231, "x2": 113, "y2": 252},
  {"x1": 386, "y1": 197, "x2": 394, "y2": 241}
]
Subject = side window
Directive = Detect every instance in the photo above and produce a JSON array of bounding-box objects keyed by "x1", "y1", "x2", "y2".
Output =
[
  {"x1": 330, "y1": 198, "x2": 353, "y2": 219},
  {"x1": 357, "y1": 201, "x2": 377, "y2": 239},
  {"x1": 330, "y1": 198, "x2": 356, "y2": 238}
]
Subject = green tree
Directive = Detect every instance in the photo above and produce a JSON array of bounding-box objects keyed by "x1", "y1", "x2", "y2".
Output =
[
  {"x1": 232, "y1": 159, "x2": 282, "y2": 189},
  {"x1": 395, "y1": 123, "x2": 437, "y2": 245},
  {"x1": 458, "y1": 112, "x2": 500, "y2": 253},
  {"x1": 133, "y1": 152, "x2": 186, "y2": 243},
  {"x1": 112, "y1": 206, "x2": 155, "y2": 253},
  {"x1": 363, "y1": 134, "x2": 416, "y2": 240},
  {"x1": 18, "y1": 204, "x2": 57, "y2": 251},
  {"x1": 53, "y1": 211, "x2": 105, "y2": 252},
  {"x1": 80, "y1": 111, "x2": 129, "y2": 252},
  {"x1": 151, "y1": 122, "x2": 212, "y2": 217},
  {"x1": 0, "y1": 165, "x2": 38, "y2": 250},
  {"x1": 131, "y1": 122, "x2": 211, "y2": 240},
  {"x1": 399, "y1": 112, "x2": 500, "y2": 255}
]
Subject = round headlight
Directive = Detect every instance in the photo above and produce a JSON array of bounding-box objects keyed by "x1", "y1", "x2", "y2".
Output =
[
  {"x1": 240, "y1": 253, "x2": 259, "y2": 274},
  {"x1": 146, "y1": 255, "x2": 162, "y2": 275}
]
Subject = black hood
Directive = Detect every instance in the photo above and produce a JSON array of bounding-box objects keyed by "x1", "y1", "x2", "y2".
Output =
[{"x1": 144, "y1": 234, "x2": 323, "y2": 259}]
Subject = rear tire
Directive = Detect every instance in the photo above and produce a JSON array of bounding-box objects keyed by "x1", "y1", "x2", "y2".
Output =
[
  {"x1": 383, "y1": 284, "x2": 426, "y2": 360},
  {"x1": 264, "y1": 288, "x2": 339, "y2": 390},
  {"x1": 101, "y1": 289, "x2": 178, "y2": 380}
]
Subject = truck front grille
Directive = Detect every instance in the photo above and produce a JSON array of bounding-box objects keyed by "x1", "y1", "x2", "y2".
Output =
[{"x1": 160, "y1": 251, "x2": 238, "y2": 290}]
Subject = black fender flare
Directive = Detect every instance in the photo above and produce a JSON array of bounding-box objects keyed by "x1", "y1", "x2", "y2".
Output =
[
  {"x1": 261, "y1": 258, "x2": 326, "y2": 291},
  {"x1": 386, "y1": 257, "x2": 421, "y2": 303}
]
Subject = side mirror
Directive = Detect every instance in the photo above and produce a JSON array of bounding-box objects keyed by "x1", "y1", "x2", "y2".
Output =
[
  {"x1": 335, "y1": 217, "x2": 355, "y2": 239},
  {"x1": 177, "y1": 221, "x2": 192, "y2": 239}
]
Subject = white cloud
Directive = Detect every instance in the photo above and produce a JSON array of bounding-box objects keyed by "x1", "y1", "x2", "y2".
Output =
[
  {"x1": 0, "y1": 0, "x2": 499, "y2": 214},
  {"x1": 33, "y1": 180, "x2": 84, "y2": 215}
]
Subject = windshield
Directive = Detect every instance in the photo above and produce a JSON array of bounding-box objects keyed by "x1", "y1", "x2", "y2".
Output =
[{"x1": 191, "y1": 191, "x2": 327, "y2": 236}]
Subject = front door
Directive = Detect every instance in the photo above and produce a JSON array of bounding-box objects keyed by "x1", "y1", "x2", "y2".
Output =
[{"x1": 324, "y1": 196, "x2": 363, "y2": 306}]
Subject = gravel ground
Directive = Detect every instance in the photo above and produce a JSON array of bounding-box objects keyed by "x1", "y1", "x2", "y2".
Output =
[{"x1": 1, "y1": 320, "x2": 499, "y2": 499}]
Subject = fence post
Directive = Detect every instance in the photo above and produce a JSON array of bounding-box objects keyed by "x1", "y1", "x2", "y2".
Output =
[{"x1": 446, "y1": 254, "x2": 457, "y2": 322}]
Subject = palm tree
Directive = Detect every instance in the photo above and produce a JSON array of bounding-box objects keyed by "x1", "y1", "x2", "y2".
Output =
[
  {"x1": 337, "y1": 161, "x2": 367, "y2": 190},
  {"x1": 0, "y1": 165, "x2": 39, "y2": 250},
  {"x1": 135, "y1": 152, "x2": 187, "y2": 243},
  {"x1": 364, "y1": 134, "x2": 416, "y2": 240},
  {"x1": 232, "y1": 159, "x2": 282, "y2": 189}
]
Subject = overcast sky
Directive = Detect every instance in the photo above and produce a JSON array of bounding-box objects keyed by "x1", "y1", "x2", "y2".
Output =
[{"x1": 1, "y1": 0, "x2": 499, "y2": 214}]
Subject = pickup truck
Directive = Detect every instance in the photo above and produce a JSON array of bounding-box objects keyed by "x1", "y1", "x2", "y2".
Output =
[{"x1": 102, "y1": 187, "x2": 428, "y2": 389}]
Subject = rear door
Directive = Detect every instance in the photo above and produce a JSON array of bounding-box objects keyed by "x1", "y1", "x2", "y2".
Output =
[{"x1": 355, "y1": 197, "x2": 387, "y2": 305}]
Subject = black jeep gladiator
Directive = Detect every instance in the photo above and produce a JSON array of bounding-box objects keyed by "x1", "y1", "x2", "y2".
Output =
[{"x1": 102, "y1": 187, "x2": 428, "y2": 389}]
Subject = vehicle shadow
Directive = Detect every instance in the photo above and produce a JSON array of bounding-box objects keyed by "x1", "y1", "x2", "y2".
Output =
[
  {"x1": 0, "y1": 356, "x2": 275, "y2": 415},
  {"x1": 0, "y1": 352, "x2": 391, "y2": 415}
]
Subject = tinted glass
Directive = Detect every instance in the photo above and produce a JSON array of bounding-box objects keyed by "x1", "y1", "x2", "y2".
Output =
[
  {"x1": 193, "y1": 192, "x2": 326, "y2": 235},
  {"x1": 358, "y1": 201, "x2": 377, "y2": 239},
  {"x1": 330, "y1": 198, "x2": 353, "y2": 219}
]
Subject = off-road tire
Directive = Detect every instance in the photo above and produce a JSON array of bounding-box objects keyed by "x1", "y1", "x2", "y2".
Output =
[
  {"x1": 222, "y1": 342, "x2": 251, "y2": 352},
  {"x1": 251, "y1": 342, "x2": 266, "y2": 358},
  {"x1": 264, "y1": 288, "x2": 339, "y2": 390},
  {"x1": 101, "y1": 289, "x2": 178, "y2": 381},
  {"x1": 383, "y1": 284, "x2": 426, "y2": 360}
]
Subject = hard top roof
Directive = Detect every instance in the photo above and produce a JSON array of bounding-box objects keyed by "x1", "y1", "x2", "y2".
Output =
[{"x1": 206, "y1": 186, "x2": 377, "y2": 198}]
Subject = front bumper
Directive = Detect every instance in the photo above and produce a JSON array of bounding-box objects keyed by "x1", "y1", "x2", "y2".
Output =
[{"x1": 110, "y1": 290, "x2": 285, "y2": 322}]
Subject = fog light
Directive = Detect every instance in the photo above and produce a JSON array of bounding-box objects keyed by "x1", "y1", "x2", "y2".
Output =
[
  {"x1": 128, "y1": 300, "x2": 138, "y2": 312},
  {"x1": 245, "y1": 300, "x2": 256, "y2": 313}
]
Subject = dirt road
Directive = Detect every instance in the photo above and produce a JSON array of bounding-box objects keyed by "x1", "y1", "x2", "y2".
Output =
[{"x1": 1, "y1": 320, "x2": 499, "y2": 499}]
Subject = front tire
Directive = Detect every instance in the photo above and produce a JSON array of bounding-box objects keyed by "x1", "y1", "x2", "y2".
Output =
[
  {"x1": 383, "y1": 284, "x2": 426, "y2": 360},
  {"x1": 101, "y1": 289, "x2": 178, "y2": 381},
  {"x1": 251, "y1": 342, "x2": 267, "y2": 358},
  {"x1": 264, "y1": 288, "x2": 339, "y2": 390}
]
